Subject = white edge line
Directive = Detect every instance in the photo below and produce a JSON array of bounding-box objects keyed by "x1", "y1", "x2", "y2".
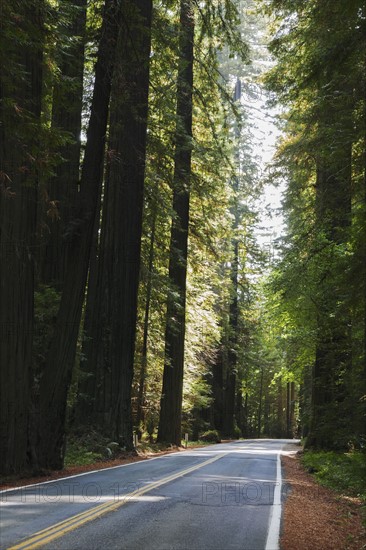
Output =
[
  {"x1": 0, "y1": 446, "x2": 221, "y2": 496},
  {"x1": 265, "y1": 450, "x2": 282, "y2": 550},
  {"x1": 0, "y1": 439, "x2": 266, "y2": 496}
]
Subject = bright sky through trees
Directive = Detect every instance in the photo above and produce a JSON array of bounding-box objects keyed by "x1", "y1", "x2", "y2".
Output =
[{"x1": 242, "y1": 83, "x2": 284, "y2": 255}]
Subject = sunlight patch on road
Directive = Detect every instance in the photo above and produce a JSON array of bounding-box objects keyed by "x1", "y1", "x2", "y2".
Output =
[{"x1": 8, "y1": 453, "x2": 227, "y2": 550}]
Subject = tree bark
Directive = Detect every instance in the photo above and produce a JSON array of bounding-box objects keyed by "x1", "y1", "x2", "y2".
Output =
[
  {"x1": 76, "y1": 1, "x2": 153, "y2": 448},
  {"x1": 286, "y1": 381, "x2": 290, "y2": 438},
  {"x1": 223, "y1": 238, "x2": 238, "y2": 437},
  {"x1": 223, "y1": 80, "x2": 241, "y2": 437},
  {"x1": 307, "y1": 146, "x2": 353, "y2": 450},
  {"x1": 243, "y1": 391, "x2": 248, "y2": 437},
  {"x1": 257, "y1": 368, "x2": 264, "y2": 439},
  {"x1": 40, "y1": 0, "x2": 87, "y2": 287},
  {"x1": 75, "y1": 163, "x2": 114, "y2": 430},
  {"x1": 211, "y1": 345, "x2": 224, "y2": 433},
  {"x1": 363, "y1": 53, "x2": 366, "y2": 437},
  {"x1": 107, "y1": 0, "x2": 153, "y2": 449},
  {"x1": 157, "y1": 0, "x2": 195, "y2": 445},
  {"x1": 136, "y1": 204, "x2": 157, "y2": 431},
  {"x1": 0, "y1": 0, "x2": 44, "y2": 475},
  {"x1": 37, "y1": 0, "x2": 121, "y2": 469}
]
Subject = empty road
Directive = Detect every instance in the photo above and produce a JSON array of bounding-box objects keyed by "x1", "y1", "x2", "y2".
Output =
[{"x1": 0, "y1": 439, "x2": 298, "y2": 550}]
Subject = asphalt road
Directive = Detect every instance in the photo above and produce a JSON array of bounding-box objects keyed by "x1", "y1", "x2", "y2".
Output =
[{"x1": 0, "y1": 439, "x2": 299, "y2": 550}]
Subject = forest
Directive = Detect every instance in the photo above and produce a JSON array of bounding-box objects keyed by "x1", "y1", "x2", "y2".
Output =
[{"x1": 0, "y1": 0, "x2": 365, "y2": 477}]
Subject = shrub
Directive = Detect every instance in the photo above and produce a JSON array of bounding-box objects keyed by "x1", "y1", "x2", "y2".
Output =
[
  {"x1": 199, "y1": 430, "x2": 221, "y2": 443},
  {"x1": 233, "y1": 425, "x2": 242, "y2": 439},
  {"x1": 64, "y1": 445, "x2": 103, "y2": 467}
]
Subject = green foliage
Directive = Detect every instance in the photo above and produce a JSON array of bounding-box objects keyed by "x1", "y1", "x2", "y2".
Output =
[
  {"x1": 199, "y1": 430, "x2": 221, "y2": 443},
  {"x1": 184, "y1": 440, "x2": 213, "y2": 448},
  {"x1": 64, "y1": 429, "x2": 120, "y2": 466},
  {"x1": 301, "y1": 450, "x2": 366, "y2": 503},
  {"x1": 64, "y1": 445, "x2": 103, "y2": 467},
  {"x1": 132, "y1": 0, "x2": 259, "y2": 442},
  {"x1": 33, "y1": 285, "x2": 61, "y2": 375},
  {"x1": 261, "y1": 0, "x2": 366, "y2": 448},
  {"x1": 232, "y1": 425, "x2": 241, "y2": 439}
]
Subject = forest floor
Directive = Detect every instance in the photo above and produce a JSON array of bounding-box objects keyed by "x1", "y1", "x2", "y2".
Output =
[
  {"x1": 1, "y1": 441, "x2": 365, "y2": 550},
  {"x1": 281, "y1": 449, "x2": 366, "y2": 550}
]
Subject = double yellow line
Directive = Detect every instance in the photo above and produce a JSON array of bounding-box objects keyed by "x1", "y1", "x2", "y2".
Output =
[{"x1": 8, "y1": 452, "x2": 225, "y2": 550}]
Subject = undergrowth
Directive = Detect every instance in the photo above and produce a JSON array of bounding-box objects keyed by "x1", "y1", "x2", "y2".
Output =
[
  {"x1": 64, "y1": 446, "x2": 103, "y2": 467},
  {"x1": 64, "y1": 434, "x2": 215, "y2": 467},
  {"x1": 301, "y1": 450, "x2": 366, "y2": 503}
]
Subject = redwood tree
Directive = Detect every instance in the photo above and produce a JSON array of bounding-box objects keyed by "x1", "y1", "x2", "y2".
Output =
[
  {"x1": 158, "y1": 0, "x2": 195, "y2": 445},
  {"x1": 0, "y1": 0, "x2": 44, "y2": 475},
  {"x1": 40, "y1": 0, "x2": 87, "y2": 287},
  {"x1": 76, "y1": 0, "x2": 153, "y2": 449},
  {"x1": 37, "y1": 0, "x2": 122, "y2": 469},
  {"x1": 108, "y1": 0, "x2": 153, "y2": 448}
]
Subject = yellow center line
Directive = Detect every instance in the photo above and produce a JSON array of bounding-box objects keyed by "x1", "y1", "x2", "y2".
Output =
[{"x1": 8, "y1": 452, "x2": 226, "y2": 550}]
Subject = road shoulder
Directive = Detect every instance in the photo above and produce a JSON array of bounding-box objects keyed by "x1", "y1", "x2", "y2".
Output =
[
  {"x1": 0, "y1": 443, "x2": 224, "y2": 492},
  {"x1": 280, "y1": 451, "x2": 365, "y2": 550}
]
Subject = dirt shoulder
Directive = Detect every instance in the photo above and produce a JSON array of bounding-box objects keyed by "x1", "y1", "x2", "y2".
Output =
[{"x1": 281, "y1": 451, "x2": 365, "y2": 550}]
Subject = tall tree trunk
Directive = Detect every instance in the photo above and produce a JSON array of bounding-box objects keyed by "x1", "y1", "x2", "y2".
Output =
[
  {"x1": 0, "y1": 0, "x2": 44, "y2": 475},
  {"x1": 363, "y1": 56, "x2": 366, "y2": 437},
  {"x1": 223, "y1": 79, "x2": 241, "y2": 437},
  {"x1": 307, "y1": 143, "x2": 353, "y2": 450},
  {"x1": 286, "y1": 381, "x2": 290, "y2": 438},
  {"x1": 37, "y1": 0, "x2": 121, "y2": 469},
  {"x1": 75, "y1": 163, "x2": 114, "y2": 430},
  {"x1": 235, "y1": 389, "x2": 243, "y2": 436},
  {"x1": 108, "y1": 0, "x2": 153, "y2": 449},
  {"x1": 276, "y1": 376, "x2": 284, "y2": 437},
  {"x1": 40, "y1": 0, "x2": 87, "y2": 287},
  {"x1": 243, "y1": 391, "x2": 248, "y2": 437},
  {"x1": 257, "y1": 368, "x2": 264, "y2": 439},
  {"x1": 157, "y1": 0, "x2": 195, "y2": 445},
  {"x1": 76, "y1": 1, "x2": 153, "y2": 446},
  {"x1": 290, "y1": 381, "x2": 295, "y2": 436},
  {"x1": 223, "y1": 238, "x2": 238, "y2": 436},
  {"x1": 264, "y1": 396, "x2": 270, "y2": 437},
  {"x1": 211, "y1": 345, "x2": 224, "y2": 433},
  {"x1": 136, "y1": 204, "x2": 157, "y2": 431}
]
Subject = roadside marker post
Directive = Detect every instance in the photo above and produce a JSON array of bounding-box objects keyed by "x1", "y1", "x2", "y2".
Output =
[{"x1": 185, "y1": 433, "x2": 188, "y2": 449}]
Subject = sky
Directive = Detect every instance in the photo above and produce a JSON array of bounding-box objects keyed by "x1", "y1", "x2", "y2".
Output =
[
  {"x1": 237, "y1": 13, "x2": 287, "y2": 256},
  {"x1": 242, "y1": 87, "x2": 286, "y2": 255}
]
